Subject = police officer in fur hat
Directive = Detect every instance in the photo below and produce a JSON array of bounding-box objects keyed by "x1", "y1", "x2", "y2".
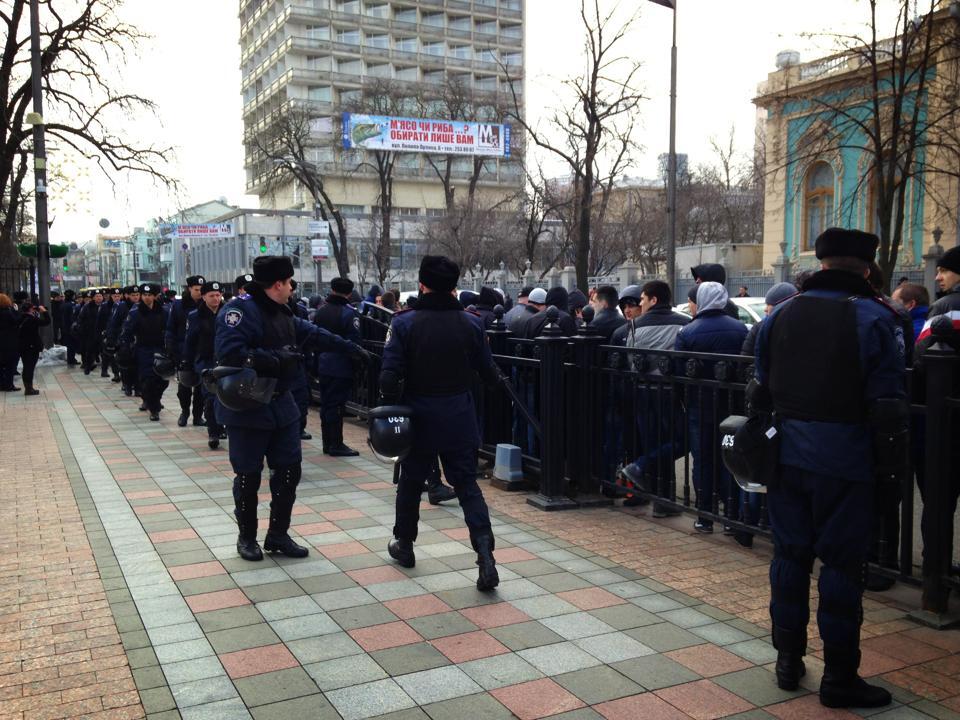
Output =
[
  {"x1": 754, "y1": 228, "x2": 906, "y2": 709},
  {"x1": 166, "y1": 275, "x2": 206, "y2": 427},
  {"x1": 379, "y1": 255, "x2": 501, "y2": 591},
  {"x1": 215, "y1": 256, "x2": 371, "y2": 561},
  {"x1": 106, "y1": 286, "x2": 140, "y2": 395},
  {"x1": 184, "y1": 281, "x2": 227, "y2": 449},
  {"x1": 120, "y1": 283, "x2": 171, "y2": 421}
]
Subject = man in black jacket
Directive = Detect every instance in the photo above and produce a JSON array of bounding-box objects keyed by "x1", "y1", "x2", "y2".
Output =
[
  {"x1": 165, "y1": 275, "x2": 205, "y2": 427},
  {"x1": 516, "y1": 287, "x2": 577, "y2": 338},
  {"x1": 590, "y1": 285, "x2": 626, "y2": 340}
]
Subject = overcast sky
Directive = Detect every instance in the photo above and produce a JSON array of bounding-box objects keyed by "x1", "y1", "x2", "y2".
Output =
[{"x1": 46, "y1": 0, "x2": 906, "y2": 246}]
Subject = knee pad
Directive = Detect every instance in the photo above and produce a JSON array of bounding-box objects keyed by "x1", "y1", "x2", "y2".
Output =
[{"x1": 270, "y1": 465, "x2": 302, "y2": 499}]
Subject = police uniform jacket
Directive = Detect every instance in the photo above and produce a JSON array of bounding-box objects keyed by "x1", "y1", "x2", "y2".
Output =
[
  {"x1": 183, "y1": 303, "x2": 221, "y2": 374},
  {"x1": 120, "y1": 301, "x2": 170, "y2": 377},
  {"x1": 60, "y1": 300, "x2": 76, "y2": 343},
  {"x1": 78, "y1": 300, "x2": 101, "y2": 340},
  {"x1": 756, "y1": 269, "x2": 906, "y2": 482},
  {"x1": 379, "y1": 291, "x2": 498, "y2": 453},
  {"x1": 164, "y1": 295, "x2": 199, "y2": 360},
  {"x1": 96, "y1": 300, "x2": 115, "y2": 337},
  {"x1": 313, "y1": 294, "x2": 361, "y2": 379},
  {"x1": 105, "y1": 299, "x2": 133, "y2": 344},
  {"x1": 214, "y1": 283, "x2": 356, "y2": 431}
]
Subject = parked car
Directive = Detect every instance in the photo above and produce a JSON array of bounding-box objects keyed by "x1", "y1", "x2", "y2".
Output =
[{"x1": 674, "y1": 296, "x2": 767, "y2": 327}]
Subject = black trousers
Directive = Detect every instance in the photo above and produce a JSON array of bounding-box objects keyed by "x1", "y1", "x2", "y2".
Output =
[
  {"x1": 203, "y1": 392, "x2": 222, "y2": 439},
  {"x1": 177, "y1": 382, "x2": 203, "y2": 419},
  {"x1": 20, "y1": 349, "x2": 39, "y2": 390},
  {"x1": 141, "y1": 376, "x2": 169, "y2": 413}
]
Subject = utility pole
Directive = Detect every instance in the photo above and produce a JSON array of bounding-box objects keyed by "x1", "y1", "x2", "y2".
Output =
[{"x1": 29, "y1": 0, "x2": 52, "y2": 347}]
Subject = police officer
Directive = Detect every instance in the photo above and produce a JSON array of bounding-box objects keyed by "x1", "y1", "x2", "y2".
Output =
[
  {"x1": 60, "y1": 290, "x2": 78, "y2": 366},
  {"x1": 379, "y1": 256, "x2": 500, "y2": 591},
  {"x1": 184, "y1": 281, "x2": 226, "y2": 449},
  {"x1": 755, "y1": 228, "x2": 905, "y2": 709},
  {"x1": 313, "y1": 277, "x2": 363, "y2": 455},
  {"x1": 215, "y1": 256, "x2": 370, "y2": 561},
  {"x1": 234, "y1": 273, "x2": 254, "y2": 299},
  {"x1": 166, "y1": 275, "x2": 206, "y2": 427},
  {"x1": 78, "y1": 289, "x2": 104, "y2": 375},
  {"x1": 120, "y1": 283, "x2": 171, "y2": 421},
  {"x1": 98, "y1": 287, "x2": 121, "y2": 380},
  {"x1": 107, "y1": 286, "x2": 141, "y2": 396}
]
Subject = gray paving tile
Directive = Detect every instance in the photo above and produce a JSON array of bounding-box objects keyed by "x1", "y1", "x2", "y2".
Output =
[
  {"x1": 195, "y1": 605, "x2": 265, "y2": 632},
  {"x1": 147, "y1": 621, "x2": 206, "y2": 646},
  {"x1": 574, "y1": 631, "x2": 656, "y2": 663},
  {"x1": 626, "y1": 622, "x2": 706, "y2": 652},
  {"x1": 243, "y1": 580, "x2": 305, "y2": 604},
  {"x1": 588, "y1": 604, "x2": 662, "y2": 630},
  {"x1": 554, "y1": 665, "x2": 644, "y2": 704},
  {"x1": 603, "y1": 581, "x2": 657, "y2": 599},
  {"x1": 487, "y1": 621, "x2": 565, "y2": 651},
  {"x1": 154, "y1": 638, "x2": 215, "y2": 664},
  {"x1": 368, "y1": 579, "x2": 429, "y2": 602},
  {"x1": 415, "y1": 571, "x2": 476, "y2": 593},
  {"x1": 611, "y1": 654, "x2": 701, "y2": 690},
  {"x1": 234, "y1": 667, "x2": 322, "y2": 708},
  {"x1": 540, "y1": 612, "x2": 618, "y2": 640},
  {"x1": 406, "y1": 611, "x2": 479, "y2": 640},
  {"x1": 531, "y1": 572, "x2": 594, "y2": 593},
  {"x1": 250, "y1": 694, "x2": 339, "y2": 720},
  {"x1": 508, "y1": 594, "x2": 580, "y2": 619},
  {"x1": 690, "y1": 622, "x2": 756, "y2": 646},
  {"x1": 255, "y1": 595, "x2": 323, "y2": 621},
  {"x1": 657, "y1": 606, "x2": 717, "y2": 628},
  {"x1": 287, "y1": 631, "x2": 365, "y2": 664},
  {"x1": 518, "y1": 641, "x2": 603, "y2": 676},
  {"x1": 459, "y1": 653, "x2": 544, "y2": 690},
  {"x1": 179, "y1": 697, "x2": 252, "y2": 720},
  {"x1": 371, "y1": 642, "x2": 451, "y2": 676},
  {"x1": 434, "y1": 586, "x2": 502, "y2": 610},
  {"x1": 726, "y1": 638, "x2": 779, "y2": 665},
  {"x1": 421, "y1": 693, "x2": 515, "y2": 720},
  {"x1": 491, "y1": 578, "x2": 549, "y2": 601},
  {"x1": 161, "y1": 655, "x2": 226, "y2": 685},
  {"x1": 297, "y1": 572, "x2": 359, "y2": 594},
  {"x1": 713, "y1": 666, "x2": 809, "y2": 706},
  {"x1": 325, "y1": 678, "x2": 416, "y2": 720},
  {"x1": 269, "y1": 613, "x2": 341, "y2": 641},
  {"x1": 170, "y1": 675, "x2": 239, "y2": 708},
  {"x1": 395, "y1": 665, "x2": 483, "y2": 705},
  {"x1": 329, "y1": 603, "x2": 400, "y2": 631},
  {"x1": 631, "y1": 593, "x2": 686, "y2": 613},
  {"x1": 305, "y1": 653, "x2": 389, "y2": 691},
  {"x1": 313, "y1": 586, "x2": 378, "y2": 611},
  {"x1": 207, "y1": 623, "x2": 282, "y2": 654}
]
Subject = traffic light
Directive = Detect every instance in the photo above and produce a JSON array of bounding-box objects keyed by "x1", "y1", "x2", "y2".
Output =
[
  {"x1": 259, "y1": 236, "x2": 267, "y2": 253},
  {"x1": 63, "y1": 259, "x2": 69, "y2": 272}
]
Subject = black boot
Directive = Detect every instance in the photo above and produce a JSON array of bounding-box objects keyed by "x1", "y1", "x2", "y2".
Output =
[
  {"x1": 150, "y1": 412, "x2": 160, "y2": 421},
  {"x1": 234, "y1": 473, "x2": 263, "y2": 561},
  {"x1": 388, "y1": 538, "x2": 416, "y2": 568},
  {"x1": 193, "y1": 417, "x2": 206, "y2": 427},
  {"x1": 425, "y1": 466, "x2": 457, "y2": 505},
  {"x1": 474, "y1": 534, "x2": 499, "y2": 591},
  {"x1": 236, "y1": 534, "x2": 263, "y2": 561},
  {"x1": 326, "y1": 423, "x2": 358, "y2": 457},
  {"x1": 264, "y1": 533, "x2": 309, "y2": 558},
  {"x1": 177, "y1": 411, "x2": 188, "y2": 427},
  {"x1": 820, "y1": 646, "x2": 891, "y2": 708},
  {"x1": 772, "y1": 626, "x2": 807, "y2": 691},
  {"x1": 208, "y1": 438, "x2": 220, "y2": 450}
]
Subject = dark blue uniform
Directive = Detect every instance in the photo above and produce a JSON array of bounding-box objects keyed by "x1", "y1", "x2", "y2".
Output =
[
  {"x1": 166, "y1": 295, "x2": 204, "y2": 424},
  {"x1": 184, "y1": 302, "x2": 223, "y2": 442},
  {"x1": 313, "y1": 294, "x2": 362, "y2": 451},
  {"x1": 60, "y1": 298, "x2": 78, "y2": 365},
  {"x1": 755, "y1": 269, "x2": 905, "y2": 681},
  {"x1": 214, "y1": 282, "x2": 358, "y2": 544},
  {"x1": 120, "y1": 300, "x2": 171, "y2": 414},
  {"x1": 379, "y1": 291, "x2": 499, "y2": 550},
  {"x1": 78, "y1": 299, "x2": 103, "y2": 374},
  {"x1": 97, "y1": 299, "x2": 117, "y2": 378},
  {"x1": 107, "y1": 298, "x2": 137, "y2": 394}
]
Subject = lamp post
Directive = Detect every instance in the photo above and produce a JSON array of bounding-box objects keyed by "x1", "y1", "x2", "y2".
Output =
[{"x1": 649, "y1": 0, "x2": 678, "y2": 291}]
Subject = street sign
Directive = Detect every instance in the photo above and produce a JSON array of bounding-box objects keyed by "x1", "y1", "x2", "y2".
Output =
[
  {"x1": 311, "y1": 238, "x2": 329, "y2": 259},
  {"x1": 308, "y1": 220, "x2": 329, "y2": 235}
]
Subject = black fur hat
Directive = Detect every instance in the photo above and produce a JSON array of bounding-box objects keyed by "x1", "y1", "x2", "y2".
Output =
[
  {"x1": 252, "y1": 256, "x2": 294, "y2": 284},
  {"x1": 419, "y1": 255, "x2": 459, "y2": 293},
  {"x1": 815, "y1": 228, "x2": 878, "y2": 262}
]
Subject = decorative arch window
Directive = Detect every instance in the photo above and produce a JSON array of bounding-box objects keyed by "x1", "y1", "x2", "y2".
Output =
[{"x1": 803, "y1": 161, "x2": 834, "y2": 251}]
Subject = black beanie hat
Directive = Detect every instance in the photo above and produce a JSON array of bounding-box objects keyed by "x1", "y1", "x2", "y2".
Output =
[
  {"x1": 545, "y1": 286, "x2": 569, "y2": 313},
  {"x1": 330, "y1": 277, "x2": 354, "y2": 294},
  {"x1": 938, "y1": 245, "x2": 960, "y2": 275},
  {"x1": 419, "y1": 255, "x2": 459, "y2": 293},
  {"x1": 253, "y1": 256, "x2": 294, "y2": 284},
  {"x1": 201, "y1": 281, "x2": 222, "y2": 295},
  {"x1": 815, "y1": 227, "x2": 878, "y2": 262}
]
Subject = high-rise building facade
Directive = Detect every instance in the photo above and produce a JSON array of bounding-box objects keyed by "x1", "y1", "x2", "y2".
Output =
[{"x1": 239, "y1": 0, "x2": 525, "y2": 216}]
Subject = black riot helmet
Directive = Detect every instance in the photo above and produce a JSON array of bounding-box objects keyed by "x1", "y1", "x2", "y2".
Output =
[
  {"x1": 177, "y1": 366, "x2": 201, "y2": 388},
  {"x1": 367, "y1": 405, "x2": 414, "y2": 464},
  {"x1": 153, "y1": 353, "x2": 177, "y2": 379},
  {"x1": 212, "y1": 367, "x2": 277, "y2": 411},
  {"x1": 719, "y1": 414, "x2": 775, "y2": 494}
]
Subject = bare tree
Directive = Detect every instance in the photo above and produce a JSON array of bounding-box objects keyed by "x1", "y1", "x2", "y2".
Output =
[
  {"x1": 252, "y1": 105, "x2": 350, "y2": 276},
  {"x1": 769, "y1": 0, "x2": 960, "y2": 291},
  {"x1": 1, "y1": 0, "x2": 176, "y2": 263},
  {"x1": 502, "y1": 0, "x2": 644, "y2": 290}
]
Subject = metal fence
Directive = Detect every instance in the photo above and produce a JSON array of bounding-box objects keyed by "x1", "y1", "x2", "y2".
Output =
[{"x1": 346, "y1": 307, "x2": 960, "y2": 617}]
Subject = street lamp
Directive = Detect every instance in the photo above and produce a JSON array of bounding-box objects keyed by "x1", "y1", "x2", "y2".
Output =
[{"x1": 648, "y1": 0, "x2": 678, "y2": 291}]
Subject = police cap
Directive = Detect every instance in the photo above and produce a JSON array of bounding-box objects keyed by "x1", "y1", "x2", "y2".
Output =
[
  {"x1": 252, "y1": 255, "x2": 294, "y2": 284},
  {"x1": 201, "y1": 281, "x2": 222, "y2": 295},
  {"x1": 234, "y1": 274, "x2": 254, "y2": 291},
  {"x1": 185, "y1": 275, "x2": 205, "y2": 287},
  {"x1": 140, "y1": 283, "x2": 160, "y2": 295},
  {"x1": 419, "y1": 255, "x2": 459, "y2": 293},
  {"x1": 122, "y1": 285, "x2": 138, "y2": 294},
  {"x1": 331, "y1": 277, "x2": 354, "y2": 294},
  {"x1": 815, "y1": 228, "x2": 878, "y2": 262}
]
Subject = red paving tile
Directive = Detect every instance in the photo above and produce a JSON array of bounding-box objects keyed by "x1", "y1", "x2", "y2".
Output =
[
  {"x1": 766, "y1": 693, "x2": 861, "y2": 719},
  {"x1": 346, "y1": 565, "x2": 407, "y2": 586},
  {"x1": 441, "y1": 527, "x2": 472, "y2": 541},
  {"x1": 655, "y1": 679, "x2": 754, "y2": 720},
  {"x1": 292, "y1": 521, "x2": 339, "y2": 535},
  {"x1": 185, "y1": 589, "x2": 250, "y2": 613},
  {"x1": 862, "y1": 633, "x2": 949, "y2": 665},
  {"x1": 133, "y1": 503, "x2": 177, "y2": 516},
  {"x1": 490, "y1": 678, "x2": 585, "y2": 720},
  {"x1": 596, "y1": 693, "x2": 691, "y2": 720},
  {"x1": 317, "y1": 541, "x2": 370, "y2": 559},
  {"x1": 857, "y1": 647, "x2": 907, "y2": 677},
  {"x1": 494, "y1": 547, "x2": 538, "y2": 563},
  {"x1": 334, "y1": 470, "x2": 367, "y2": 479},
  {"x1": 321, "y1": 508, "x2": 365, "y2": 520},
  {"x1": 357, "y1": 481, "x2": 394, "y2": 490},
  {"x1": 383, "y1": 594, "x2": 453, "y2": 620},
  {"x1": 219, "y1": 643, "x2": 299, "y2": 679},
  {"x1": 123, "y1": 490, "x2": 164, "y2": 500},
  {"x1": 665, "y1": 644, "x2": 753, "y2": 678},
  {"x1": 555, "y1": 587, "x2": 626, "y2": 610},
  {"x1": 291, "y1": 505, "x2": 312, "y2": 515},
  {"x1": 348, "y1": 621, "x2": 423, "y2": 652},
  {"x1": 460, "y1": 602, "x2": 532, "y2": 629},
  {"x1": 901, "y1": 627, "x2": 960, "y2": 654},
  {"x1": 168, "y1": 561, "x2": 227, "y2": 582},
  {"x1": 430, "y1": 630, "x2": 510, "y2": 663},
  {"x1": 148, "y1": 528, "x2": 199, "y2": 543}
]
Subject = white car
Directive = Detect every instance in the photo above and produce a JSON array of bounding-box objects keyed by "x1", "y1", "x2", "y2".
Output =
[{"x1": 674, "y1": 296, "x2": 768, "y2": 327}]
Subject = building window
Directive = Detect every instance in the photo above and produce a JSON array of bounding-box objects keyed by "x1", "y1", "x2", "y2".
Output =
[
  {"x1": 339, "y1": 204, "x2": 365, "y2": 214},
  {"x1": 305, "y1": 24, "x2": 330, "y2": 40},
  {"x1": 475, "y1": 20, "x2": 497, "y2": 35},
  {"x1": 395, "y1": 206, "x2": 420, "y2": 216},
  {"x1": 367, "y1": 62, "x2": 392, "y2": 77},
  {"x1": 337, "y1": 58, "x2": 362, "y2": 74},
  {"x1": 396, "y1": 37, "x2": 418, "y2": 53},
  {"x1": 475, "y1": 75, "x2": 497, "y2": 91},
  {"x1": 395, "y1": 66, "x2": 418, "y2": 82},
  {"x1": 337, "y1": 0, "x2": 360, "y2": 13},
  {"x1": 337, "y1": 28, "x2": 360, "y2": 44},
  {"x1": 448, "y1": 15, "x2": 471, "y2": 31},
  {"x1": 394, "y1": 8, "x2": 417, "y2": 23},
  {"x1": 422, "y1": 12, "x2": 444, "y2": 27},
  {"x1": 450, "y1": 45, "x2": 472, "y2": 60},
  {"x1": 423, "y1": 41, "x2": 445, "y2": 56},
  {"x1": 307, "y1": 85, "x2": 332, "y2": 102},
  {"x1": 366, "y1": 33, "x2": 389, "y2": 48},
  {"x1": 365, "y1": 3, "x2": 389, "y2": 17},
  {"x1": 423, "y1": 69, "x2": 445, "y2": 84},
  {"x1": 426, "y1": 207, "x2": 446, "y2": 217},
  {"x1": 803, "y1": 161, "x2": 834, "y2": 252},
  {"x1": 500, "y1": 23, "x2": 522, "y2": 39},
  {"x1": 503, "y1": 51, "x2": 522, "y2": 66}
]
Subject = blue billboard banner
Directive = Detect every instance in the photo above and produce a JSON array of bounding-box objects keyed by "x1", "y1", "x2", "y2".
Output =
[{"x1": 342, "y1": 113, "x2": 510, "y2": 157}]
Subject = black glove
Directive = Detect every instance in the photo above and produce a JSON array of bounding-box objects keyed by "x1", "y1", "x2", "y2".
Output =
[
  {"x1": 275, "y1": 346, "x2": 304, "y2": 378},
  {"x1": 244, "y1": 350, "x2": 280, "y2": 376},
  {"x1": 350, "y1": 343, "x2": 372, "y2": 365}
]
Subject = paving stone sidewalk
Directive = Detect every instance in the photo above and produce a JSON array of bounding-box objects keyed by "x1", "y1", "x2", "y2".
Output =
[{"x1": 2, "y1": 365, "x2": 959, "y2": 720}]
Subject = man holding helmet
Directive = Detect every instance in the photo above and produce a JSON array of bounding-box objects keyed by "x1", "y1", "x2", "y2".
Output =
[
  {"x1": 378, "y1": 255, "x2": 501, "y2": 591},
  {"x1": 107, "y1": 286, "x2": 140, "y2": 396},
  {"x1": 120, "y1": 283, "x2": 171, "y2": 421},
  {"x1": 184, "y1": 281, "x2": 226, "y2": 449},
  {"x1": 166, "y1": 275, "x2": 206, "y2": 427},
  {"x1": 215, "y1": 256, "x2": 370, "y2": 562}
]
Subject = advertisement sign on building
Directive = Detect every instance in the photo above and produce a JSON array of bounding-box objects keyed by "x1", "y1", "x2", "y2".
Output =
[
  {"x1": 342, "y1": 113, "x2": 510, "y2": 157},
  {"x1": 164, "y1": 223, "x2": 235, "y2": 239},
  {"x1": 311, "y1": 238, "x2": 329, "y2": 259}
]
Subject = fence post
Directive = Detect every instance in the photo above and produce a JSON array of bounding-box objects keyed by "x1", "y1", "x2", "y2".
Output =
[
  {"x1": 569, "y1": 308, "x2": 612, "y2": 507},
  {"x1": 528, "y1": 307, "x2": 577, "y2": 510},
  {"x1": 485, "y1": 306, "x2": 513, "y2": 452},
  {"x1": 912, "y1": 325, "x2": 960, "y2": 628}
]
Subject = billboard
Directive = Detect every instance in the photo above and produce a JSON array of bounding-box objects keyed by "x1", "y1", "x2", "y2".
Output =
[
  {"x1": 342, "y1": 113, "x2": 510, "y2": 157},
  {"x1": 162, "y1": 223, "x2": 234, "y2": 239}
]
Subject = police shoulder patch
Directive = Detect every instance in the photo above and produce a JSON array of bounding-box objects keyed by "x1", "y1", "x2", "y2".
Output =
[
  {"x1": 353, "y1": 317, "x2": 361, "y2": 330},
  {"x1": 224, "y1": 309, "x2": 243, "y2": 327}
]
